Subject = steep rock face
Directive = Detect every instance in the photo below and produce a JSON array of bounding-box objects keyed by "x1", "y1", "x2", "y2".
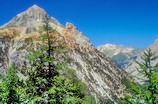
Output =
[
  {"x1": 0, "y1": 5, "x2": 129, "y2": 102},
  {"x1": 66, "y1": 47, "x2": 127, "y2": 101},
  {"x1": 97, "y1": 44, "x2": 143, "y2": 68},
  {"x1": 126, "y1": 39, "x2": 158, "y2": 76},
  {"x1": 0, "y1": 28, "x2": 21, "y2": 73},
  {"x1": 0, "y1": 37, "x2": 10, "y2": 73}
]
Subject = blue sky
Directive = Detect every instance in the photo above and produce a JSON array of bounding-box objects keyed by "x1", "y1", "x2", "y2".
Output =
[{"x1": 0, "y1": 0, "x2": 158, "y2": 48}]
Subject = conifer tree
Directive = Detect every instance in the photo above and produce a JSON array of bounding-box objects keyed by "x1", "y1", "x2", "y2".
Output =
[
  {"x1": 0, "y1": 63, "x2": 21, "y2": 104},
  {"x1": 121, "y1": 49, "x2": 158, "y2": 104},
  {"x1": 25, "y1": 15, "x2": 91, "y2": 104}
]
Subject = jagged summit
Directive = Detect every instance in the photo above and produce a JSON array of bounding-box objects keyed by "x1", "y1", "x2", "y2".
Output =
[
  {"x1": 30, "y1": 4, "x2": 41, "y2": 9},
  {"x1": 27, "y1": 4, "x2": 44, "y2": 10},
  {"x1": 22, "y1": 4, "x2": 47, "y2": 18},
  {"x1": 0, "y1": 5, "x2": 62, "y2": 29}
]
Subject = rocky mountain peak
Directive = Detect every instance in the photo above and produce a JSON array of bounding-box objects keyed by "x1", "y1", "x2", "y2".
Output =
[
  {"x1": 0, "y1": 5, "x2": 61, "y2": 29},
  {"x1": 20, "y1": 4, "x2": 47, "y2": 20},
  {"x1": 30, "y1": 4, "x2": 42, "y2": 9},
  {"x1": 100, "y1": 44, "x2": 124, "y2": 49},
  {"x1": 97, "y1": 44, "x2": 135, "y2": 54}
]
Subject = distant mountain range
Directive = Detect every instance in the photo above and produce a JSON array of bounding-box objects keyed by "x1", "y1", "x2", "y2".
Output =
[
  {"x1": 97, "y1": 44, "x2": 144, "y2": 69},
  {"x1": 97, "y1": 39, "x2": 158, "y2": 77}
]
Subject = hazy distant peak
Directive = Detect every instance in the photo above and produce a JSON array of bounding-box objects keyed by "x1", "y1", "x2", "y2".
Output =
[
  {"x1": 97, "y1": 43, "x2": 143, "y2": 68},
  {"x1": 100, "y1": 44, "x2": 125, "y2": 48},
  {"x1": 98, "y1": 43, "x2": 135, "y2": 51}
]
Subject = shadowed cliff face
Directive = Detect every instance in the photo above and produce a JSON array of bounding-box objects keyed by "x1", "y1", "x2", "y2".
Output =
[{"x1": 0, "y1": 5, "x2": 129, "y2": 102}]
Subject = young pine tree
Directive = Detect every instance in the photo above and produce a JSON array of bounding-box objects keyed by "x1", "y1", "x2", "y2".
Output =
[
  {"x1": 0, "y1": 63, "x2": 21, "y2": 104},
  {"x1": 121, "y1": 49, "x2": 158, "y2": 104}
]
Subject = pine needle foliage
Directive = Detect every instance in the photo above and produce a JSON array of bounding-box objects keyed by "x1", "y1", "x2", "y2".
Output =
[
  {"x1": 0, "y1": 63, "x2": 25, "y2": 104},
  {"x1": 24, "y1": 15, "x2": 93, "y2": 104},
  {"x1": 120, "y1": 49, "x2": 158, "y2": 104}
]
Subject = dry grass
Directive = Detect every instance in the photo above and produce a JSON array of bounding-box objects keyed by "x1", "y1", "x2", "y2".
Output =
[{"x1": 0, "y1": 27, "x2": 21, "y2": 38}]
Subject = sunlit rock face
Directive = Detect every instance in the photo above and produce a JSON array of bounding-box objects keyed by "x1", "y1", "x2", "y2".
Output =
[{"x1": 0, "y1": 5, "x2": 129, "y2": 102}]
